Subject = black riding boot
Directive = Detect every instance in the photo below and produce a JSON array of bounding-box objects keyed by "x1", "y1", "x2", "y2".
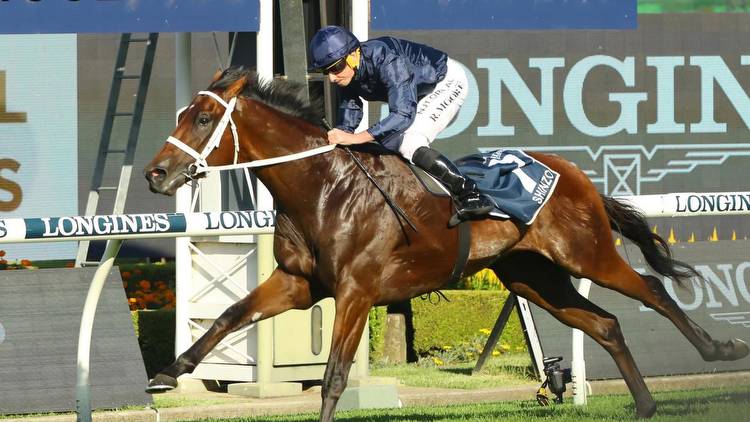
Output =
[{"x1": 412, "y1": 146, "x2": 495, "y2": 223}]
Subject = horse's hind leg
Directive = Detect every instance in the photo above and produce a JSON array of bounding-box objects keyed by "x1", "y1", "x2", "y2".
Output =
[
  {"x1": 493, "y1": 252, "x2": 657, "y2": 418},
  {"x1": 578, "y1": 245, "x2": 749, "y2": 362},
  {"x1": 146, "y1": 268, "x2": 315, "y2": 393}
]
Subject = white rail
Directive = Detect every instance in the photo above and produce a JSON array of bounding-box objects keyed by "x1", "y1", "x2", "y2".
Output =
[
  {"x1": 0, "y1": 210, "x2": 275, "y2": 243},
  {"x1": 571, "y1": 190, "x2": 750, "y2": 406},
  {"x1": 0, "y1": 210, "x2": 275, "y2": 421}
]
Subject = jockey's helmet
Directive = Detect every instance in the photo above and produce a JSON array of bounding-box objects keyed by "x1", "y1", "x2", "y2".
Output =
[{"x1": 308, "y1": 26, "x2": 360, "y2": 72}]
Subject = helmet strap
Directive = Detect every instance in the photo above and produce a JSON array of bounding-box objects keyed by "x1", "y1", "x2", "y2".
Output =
[{"x1": 346, "y1": 48, "x2": 361, "y2": 70}]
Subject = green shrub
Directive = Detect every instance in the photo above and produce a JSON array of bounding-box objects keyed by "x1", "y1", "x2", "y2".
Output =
[
  {"x1": 368, "y1": 306, "x2": 387, "y2": 362},
  {"x1": 133, "y1": 309, "x2": 175, "y2": 378},
  {"x1": 458, "y1": 268, "x2": 505, "y2": 290},
  {"x1": 410, "y1": 290, "x2": 526, "y2": 357}
]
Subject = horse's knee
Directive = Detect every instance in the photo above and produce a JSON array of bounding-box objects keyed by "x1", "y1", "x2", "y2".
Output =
[{"x1": 596, "y1": 316, "x2": 627, "y2": 353}]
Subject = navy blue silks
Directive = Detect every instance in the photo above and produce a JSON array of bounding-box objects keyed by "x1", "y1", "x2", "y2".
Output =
[{"x1": 335, "y1": 37, "x2": 448, "y2": 151}]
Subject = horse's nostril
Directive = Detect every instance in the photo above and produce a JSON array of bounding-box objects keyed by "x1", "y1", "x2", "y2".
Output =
[{"x1": 147, "y1": 167, "x2": 167, "y2": 182}]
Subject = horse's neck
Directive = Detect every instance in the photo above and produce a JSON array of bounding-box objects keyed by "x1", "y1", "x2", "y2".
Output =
[{"x1": 241, "y1": 102, "x2": 340, "y2": 222}]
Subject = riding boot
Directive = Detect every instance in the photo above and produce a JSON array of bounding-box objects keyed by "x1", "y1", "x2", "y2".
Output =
[{"x1": 412, "y1": 146, "x2": 495, "y2": 223}]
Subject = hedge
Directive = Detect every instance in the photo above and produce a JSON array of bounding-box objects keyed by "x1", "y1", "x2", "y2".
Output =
[
  {"x1": 132, "y1": 309, "x2": 175, "y2": 378},
  {"x1": 411, "y1": 290, "x2": 526, "y2": 355},
  {"x1": 131, "y1": 291, "x2": 525, "y2": 374}
]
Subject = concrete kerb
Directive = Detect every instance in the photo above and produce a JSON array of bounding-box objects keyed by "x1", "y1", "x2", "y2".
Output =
[{"x1": 4, "y1": 371, "x2": 749, "y2": 422}]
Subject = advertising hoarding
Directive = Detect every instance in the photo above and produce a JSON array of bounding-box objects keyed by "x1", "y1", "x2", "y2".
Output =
[
  {"x1": 372, "y1": 13, "x2": 750, "y2": 240},
  {"x1": 0, "y1": 35, "x2": 78, "y2": 260}
]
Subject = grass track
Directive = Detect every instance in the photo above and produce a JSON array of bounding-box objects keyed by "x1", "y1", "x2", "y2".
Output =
[{"x1": 191, "y1": 386, "x2": 750, "y2": 422}]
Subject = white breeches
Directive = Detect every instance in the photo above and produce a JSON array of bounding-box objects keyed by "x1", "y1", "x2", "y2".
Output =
[{"x1": 398, "y1": 57, "x2": 469, "y2": 162}]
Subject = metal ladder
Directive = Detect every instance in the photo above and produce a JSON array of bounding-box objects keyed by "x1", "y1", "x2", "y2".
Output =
[{"x1": 75, "y1": 33, "x2": 159, "y2": 267}]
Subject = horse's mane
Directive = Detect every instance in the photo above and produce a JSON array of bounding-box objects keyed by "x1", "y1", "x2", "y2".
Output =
[{"x1": 208, "y1": 67, "x2": 324, "y2": 128}]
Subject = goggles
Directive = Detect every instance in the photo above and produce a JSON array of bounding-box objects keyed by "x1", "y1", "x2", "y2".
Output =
[{"x1": 323, "y1": 58, "x2": 348, "y2": 75}]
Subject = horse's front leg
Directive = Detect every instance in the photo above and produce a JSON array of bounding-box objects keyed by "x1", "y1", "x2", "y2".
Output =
[
  {"x1": 320, "y1": 287, "x2": 372, "y2": 422},
  {"x1": 146, "y1": 268, "x2": 314, "y2": 393}
]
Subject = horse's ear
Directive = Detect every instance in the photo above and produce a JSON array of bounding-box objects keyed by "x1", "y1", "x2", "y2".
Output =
[
  {"x1": 225, "y1": 75, "x2": 248, "y2": 98},
  {"x1": 211, "y1": 69, "x2": 223, "y2": 82}
]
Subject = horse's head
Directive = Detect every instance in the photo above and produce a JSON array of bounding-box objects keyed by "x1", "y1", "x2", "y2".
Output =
[{"x1": 144, "y1": 71, "x2": 248, "y2": 195}]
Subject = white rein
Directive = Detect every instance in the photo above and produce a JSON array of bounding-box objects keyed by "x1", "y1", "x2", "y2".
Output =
[{"x1": 166, "y1": 90, "x2": 335, "y2": 176}]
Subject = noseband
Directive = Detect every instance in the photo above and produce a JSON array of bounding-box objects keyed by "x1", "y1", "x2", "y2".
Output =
[{"x1": 165, "y1": 90, "x2": 334, "y2": 178}]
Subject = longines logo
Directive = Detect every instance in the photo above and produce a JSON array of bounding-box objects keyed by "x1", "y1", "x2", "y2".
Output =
[
  {"x1": 676, "y1": 193, "x2": 750, "y2": 213},
  {"x1": 484, "y1": 143, "x2": 750, "y2": 195},
  {"x1": 204, "y1": 211, "x2": 276, "y2": 230},
  {"x1": 35, "y1": 214, "x2": 172, "y2": 238},
  {"x1": 0, "y1": 70, "x2": 27, "y2": 123},
  {"x1": 711, "y1": 312, "x2": 750, "y2": 328},
  {"x1": 638, "y1": 262, "x2": 750, "y2": 328}
]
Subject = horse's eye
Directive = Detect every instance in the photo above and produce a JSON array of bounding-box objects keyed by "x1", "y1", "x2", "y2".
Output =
[{"x1": 199, "y1": 116, "x2": 211, "y2": 126}]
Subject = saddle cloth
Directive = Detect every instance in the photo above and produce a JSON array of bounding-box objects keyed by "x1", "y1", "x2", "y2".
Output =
[{"x1": 454, "y1": 149, "x2": 560, "y2": 225}]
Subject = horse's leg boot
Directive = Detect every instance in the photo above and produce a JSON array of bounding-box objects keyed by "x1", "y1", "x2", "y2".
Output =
[{"x1": 412, "y1": 146, "x2": 494, "y2": 223}]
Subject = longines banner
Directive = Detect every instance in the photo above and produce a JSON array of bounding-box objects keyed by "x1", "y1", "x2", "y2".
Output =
[
  {"x1": 529, "y1": 240, "x2": 750, "y2": 378},
  {"x1": 373, "y1": 13, "x2": 750, "y2": 240},
  {"x1": 0, "y1": 35, "x2": 77, "y2": 260}
]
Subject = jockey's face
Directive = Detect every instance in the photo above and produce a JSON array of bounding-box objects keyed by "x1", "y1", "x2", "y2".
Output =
[{"x1": 327, "y1": 54, "x2": 356, "y2": 87}]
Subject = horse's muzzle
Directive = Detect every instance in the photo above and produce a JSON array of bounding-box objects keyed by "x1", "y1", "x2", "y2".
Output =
[{"x1": 145, "y1": 166, "x2": 177, "y2": 195}]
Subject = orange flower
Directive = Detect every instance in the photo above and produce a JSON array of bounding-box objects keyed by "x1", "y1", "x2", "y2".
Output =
[
  {"x1": 0, "y1": 250, "x2": 6, "y2": 257},
  {"x1": 65, "y1": 261, "x2": 75, "y2": 268},
  {"x1": 20, "y1": 259, "x2": 32, "y2": 266},
  {"x1": 128, "y1": 298, "x2": 137, "y2": 303},
  {"x1": 121, "y1": 271, "x2": 132, "y2": 280},
  {"x1": 139, "y1": 280, "x2": 151, "y2": 290},
  {"x1": 164, "y1": 291, "x2": 175, "y2": 303}
]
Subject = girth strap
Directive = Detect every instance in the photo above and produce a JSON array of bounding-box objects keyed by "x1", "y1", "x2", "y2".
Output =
[{"x1": 447, "y1": 219, "x2": 471, "y2": 285}]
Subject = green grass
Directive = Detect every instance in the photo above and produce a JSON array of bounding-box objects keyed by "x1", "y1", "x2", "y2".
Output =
[
  {"x1": 191, "y1": 386, "x2": 750, "y2": 422},
  {"x1": 371, "y1": 354, "x2": 537, "y2": 390}
]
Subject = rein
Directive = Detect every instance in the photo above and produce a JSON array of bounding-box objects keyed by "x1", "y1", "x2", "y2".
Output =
[{"x1": 166, "y1": 90, "x2": 335, "y2": 177}]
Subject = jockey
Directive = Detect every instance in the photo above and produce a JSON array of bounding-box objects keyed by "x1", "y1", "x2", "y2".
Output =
[{"x1": 308, "y1": 25, "x2": 494, "y2": 223}]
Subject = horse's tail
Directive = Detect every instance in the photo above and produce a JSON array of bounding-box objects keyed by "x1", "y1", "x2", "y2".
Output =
[{"x1": 600, "y1": 195, "x2": 701, "y2": 286}]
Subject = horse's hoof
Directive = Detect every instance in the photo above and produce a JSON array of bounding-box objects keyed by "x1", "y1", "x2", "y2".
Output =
[
  {"x1": 145, "y1": 373, "x2": 178, "y2": 394},
  {"x1": 729, "y1": 338, "x2": 750, "y2": 360},
  {"x1": 635, "y1": 402, "x2": 657, "y2": 419}
]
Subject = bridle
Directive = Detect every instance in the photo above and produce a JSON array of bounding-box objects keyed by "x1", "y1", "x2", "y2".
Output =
[{"x1": 165, "y1": 90, "x2": 334, "y2": 179}]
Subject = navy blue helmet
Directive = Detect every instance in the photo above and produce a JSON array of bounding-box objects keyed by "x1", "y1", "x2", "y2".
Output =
[{"x1": 308, "y1": 26, "x2": 360, "y2": 72}]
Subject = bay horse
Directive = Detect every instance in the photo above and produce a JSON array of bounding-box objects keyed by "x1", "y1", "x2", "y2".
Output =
[{"x1": 144, "y1": 68, "x2": 748, "y2": 421}]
